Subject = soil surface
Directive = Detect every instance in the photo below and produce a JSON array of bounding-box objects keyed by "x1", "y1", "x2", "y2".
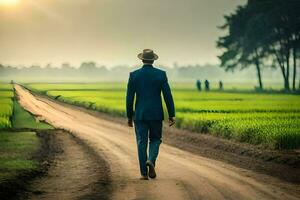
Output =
[
  {"x1": 15, "y1": 85, "x2": 300, "y2": 200},
  {"x1": 26, "y1": 131, "x2": 111, "y2": 200},
  {"x1": 163, "y1": 127, "x2": 300, "y2": 183}
]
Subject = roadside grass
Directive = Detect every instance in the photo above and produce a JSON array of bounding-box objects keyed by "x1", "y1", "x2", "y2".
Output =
[
  {"x1": 12, "y1": 100, "x2": 53, "y2": 129},
  {"x1": 0, "y1": 132, "x2": 40, "y2": 182},
  {"x1": 0, "y1": 86, "x2": 14, "y2": 129},
  {"x1": 0, "y1": 83, "x2": 53, "y2": 195}
]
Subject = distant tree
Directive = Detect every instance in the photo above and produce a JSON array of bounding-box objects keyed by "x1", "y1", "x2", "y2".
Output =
[
  {"x1": 61, "y1": 62, "x2": 73, "y2": 69},
  {"x1": 218, "y1": 0, "x2": 300, "y2": 91},
  {"x1": 29, "y1": 65, "x2": 42, "y2": 70},
  {"x1": 217, "y1": 5, "x2": 268, "y2": 90},
  {"x1": 293, "y1": 44, "x2": 300, "y2": 91},
  {"x1": 259, "y1": 0, "x2": 300, "y2": 91},
  {"x1": 44, "y1": 63, "x2": 52, "y2": 69},
  {"x1": 78, "y1": 62, "x2": 109, "y2": 78},
  {"x1": 79, "y1": 62, "x2": 97, "y2": 71}
]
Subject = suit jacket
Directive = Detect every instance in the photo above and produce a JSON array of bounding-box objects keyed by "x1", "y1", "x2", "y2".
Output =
[{"x1": 126, "y1": 64, "x2": 175, "y2": 121}]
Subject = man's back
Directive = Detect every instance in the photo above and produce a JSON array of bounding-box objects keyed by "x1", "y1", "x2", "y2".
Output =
[
  {"x1": 126, "y1": 64, "x2": 175, "y2": 121},
  {"x1": 126, "y1": 49, "x2": 175, "y2": 179}
]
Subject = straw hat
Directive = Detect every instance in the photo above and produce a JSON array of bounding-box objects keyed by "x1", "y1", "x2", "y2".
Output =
[{"x1": 137, "y1": 49, "x2": 159, "y2": 60}]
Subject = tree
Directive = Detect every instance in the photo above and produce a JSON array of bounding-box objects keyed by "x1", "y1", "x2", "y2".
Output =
[
  {"x1": 263, "y1": 0, "x2": 300, "y2": 91},
  {"x1": 61, "y1": 62, "x2": 73, "y2": 70},
  {"x1": 218, "y1": 0, "x2": 300, "y2": 91},
  {"x1": 217, "y1": 5, "x2": 267, "y2": 90},
  {"x1": 79, "y1": 62, "x2": 97, "y2": 71}
]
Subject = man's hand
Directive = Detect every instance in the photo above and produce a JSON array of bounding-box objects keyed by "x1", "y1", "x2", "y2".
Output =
[
  {"x1": 169, "y1": 117, "x2": 176, "y2": 127},
  {"x1": 127, "y1": 119, "x2": 133, "y2": 127}
]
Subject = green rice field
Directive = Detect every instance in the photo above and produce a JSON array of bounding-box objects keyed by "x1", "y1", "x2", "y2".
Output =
[
  {"x1": 26, "y1": 83, "x2": 300, "y2": 149},
  {"x1": 0, "y1": 84, "x2": 14, "y2": 129}
]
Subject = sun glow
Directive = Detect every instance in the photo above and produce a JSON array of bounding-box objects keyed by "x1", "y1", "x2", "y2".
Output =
[{"x1": 0, "y1": 0, "x2": 20, "y2": 6}]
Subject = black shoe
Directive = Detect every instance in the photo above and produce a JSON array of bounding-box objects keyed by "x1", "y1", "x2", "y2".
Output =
[{"x1": 146, "y1": 161, "x2": 156, "y2": 179}]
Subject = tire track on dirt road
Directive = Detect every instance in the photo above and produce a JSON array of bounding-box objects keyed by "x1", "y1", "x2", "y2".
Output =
[
  {"x1": 15, "y1": 85, "x2": 300, "y2": 200},
  {"x1": 27, "y1": 131, "x2": 111, "y2": 200}
]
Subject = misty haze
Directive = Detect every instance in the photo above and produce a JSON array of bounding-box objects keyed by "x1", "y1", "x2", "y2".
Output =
[{"x1": 0, "y1": 0, "x2": 300, "y2": 200}]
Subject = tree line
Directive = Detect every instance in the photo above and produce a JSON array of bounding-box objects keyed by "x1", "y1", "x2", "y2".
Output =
[
  {"x1": 217, "y1": 0, "x2": 300, "y2": 91},
  {"x1": 0, "y1": 62, "x2": 281, "y2": 83}
]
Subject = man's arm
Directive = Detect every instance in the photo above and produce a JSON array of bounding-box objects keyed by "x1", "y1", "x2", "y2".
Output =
[
  {"x1": 162, "y1": 72, "x2": 175, "y2": 126},
  {"x1": 126, "y1": 73, "x2": 135, "y2": 127}
]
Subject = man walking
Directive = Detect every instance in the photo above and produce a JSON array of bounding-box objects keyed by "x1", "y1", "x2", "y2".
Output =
[{"x1": 126, "y1": 49, "x2": 175, "y2": 180}]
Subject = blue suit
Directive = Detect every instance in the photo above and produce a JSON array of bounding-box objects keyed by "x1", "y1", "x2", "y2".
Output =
[{"x1": 126, "y1": 64, "x2": 175, "y2": 176}]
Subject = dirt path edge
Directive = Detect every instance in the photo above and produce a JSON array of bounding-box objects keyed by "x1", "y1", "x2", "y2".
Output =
[
  {"x1": 0, "y1": 130, "x2": 59, "y2": 200},
  {"x1": 26, "y1": 130, "x2": 113, "y2": 200}
]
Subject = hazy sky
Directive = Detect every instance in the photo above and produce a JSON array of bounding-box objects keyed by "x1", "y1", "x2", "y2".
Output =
[{"x1": 0, "y1": 0, "x2": 246, "y2": 67}]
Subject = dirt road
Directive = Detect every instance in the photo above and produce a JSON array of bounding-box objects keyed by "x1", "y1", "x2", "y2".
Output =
[
  {"x1": 27, "y1": 131, "x2": 111, "y2": 200},
  {"x1": 15, "y1": 85, "x2": 300, "y2": 200}
]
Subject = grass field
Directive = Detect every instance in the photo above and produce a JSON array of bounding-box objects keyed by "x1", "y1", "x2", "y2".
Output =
[
  {"x1": 0, "y1": 84, "x2": 14, "y2": 129},
  {"x1": 0, "y1": 84, "x2": 13, "y2": 91},
  {"x1": 26, "y1": 83, "x2": 300, "y2": 149},
  {"x1": 0, "y1": 132, "x2": 40, "y2": 181}
]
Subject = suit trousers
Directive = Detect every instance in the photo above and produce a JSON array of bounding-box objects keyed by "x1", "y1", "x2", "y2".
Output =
[{"x1": 134, "y1": 120, "x2": 162, "y2": 176}]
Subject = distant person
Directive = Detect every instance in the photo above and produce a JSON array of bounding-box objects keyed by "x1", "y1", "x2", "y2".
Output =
[
  {"x1": 205, "y1": 79, "x2": 210, "y2": 91},
  {"x1": 219, "y1": 80, "x2": 223, "y2": 90},
  {"x1": 126, "y1": 49, "x2": 175, "y2": 180},
  {"x1": 196, "y1": 79, "x2": 201, "y2": 91}
]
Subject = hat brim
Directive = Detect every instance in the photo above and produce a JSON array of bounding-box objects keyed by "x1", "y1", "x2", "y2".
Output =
[{"x1": 137, "y1": 53, "x2": 159, "y2": 60}]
